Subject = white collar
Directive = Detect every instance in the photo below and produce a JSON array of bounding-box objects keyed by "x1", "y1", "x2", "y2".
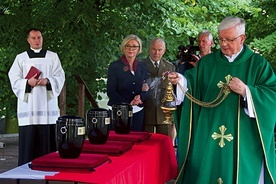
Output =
[
  {"x1": 225, "y1": 46, "x2": 243, "y2": 62},
  {"x1": 30, "y1": 47, "x2": 42, "y2": 53}
]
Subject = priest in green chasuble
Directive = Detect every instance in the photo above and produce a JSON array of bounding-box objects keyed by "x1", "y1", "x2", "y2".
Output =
[{"x1": 170, "y1": 16, "x2": 276, "y2": 184}]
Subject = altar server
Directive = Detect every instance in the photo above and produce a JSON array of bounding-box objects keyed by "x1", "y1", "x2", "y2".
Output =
[{"x1": 8, "y1": 28, "x2": 65, "y2": 166}]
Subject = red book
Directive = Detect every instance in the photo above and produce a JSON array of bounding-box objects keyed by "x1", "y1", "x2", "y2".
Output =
[{"x1": 25, "y1": 66, "x2": 41, "y2": 79}]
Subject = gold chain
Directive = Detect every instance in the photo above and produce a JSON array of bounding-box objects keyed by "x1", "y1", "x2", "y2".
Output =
[{"x1": 178, "y1": 75, "x2": 232, "y2": 108}]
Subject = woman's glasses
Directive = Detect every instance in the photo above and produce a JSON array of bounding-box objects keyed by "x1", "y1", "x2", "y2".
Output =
[{"x1": 125, "y1": 45, "x2": 140, "y2": 50}]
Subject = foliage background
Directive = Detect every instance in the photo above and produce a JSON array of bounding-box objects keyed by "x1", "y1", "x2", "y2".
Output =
[{"x1": 0, "y1": 0, "x2": 275, "y2": 128}]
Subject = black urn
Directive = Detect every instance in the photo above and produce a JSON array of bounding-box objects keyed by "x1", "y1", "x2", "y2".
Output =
[
  {"x1": 86, "y1": 108, "x2": 111, "y2": 144},
  {"x1": 112, "y1": 103, "x2": 133, "y2": 134},
  {"x1": 56, "y1": 115, "x2": 85, "y2": 158}
]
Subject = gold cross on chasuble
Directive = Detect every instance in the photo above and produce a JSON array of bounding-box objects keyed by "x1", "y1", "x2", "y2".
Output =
[
  {"x1": 217, "y1": 178, "x2": 223, "y2": 184},
  {"x1": 212, "y1": 125, "x2": 233, "y2": 148}
]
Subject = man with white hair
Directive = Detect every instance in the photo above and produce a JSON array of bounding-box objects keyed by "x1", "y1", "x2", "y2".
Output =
[
  {"x1": 170, "y1": 16, "x2": 276, "y2": 184},
  {"x1": 174, "y1": 30, "x2": 214, "y2": 74}
]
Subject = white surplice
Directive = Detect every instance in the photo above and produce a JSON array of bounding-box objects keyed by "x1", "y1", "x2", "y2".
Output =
[{"x1": 8, "y1": 50, "x2": 65, "y2": 126}]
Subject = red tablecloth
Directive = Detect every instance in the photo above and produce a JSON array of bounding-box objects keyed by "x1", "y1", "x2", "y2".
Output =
[{"x1": 45, "y1": 133, "x2": 178, "y2": 184}]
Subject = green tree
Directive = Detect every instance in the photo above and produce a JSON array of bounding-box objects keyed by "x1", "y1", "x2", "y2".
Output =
[
  {"x1": 0, "y1": 0, "x2": 274, "y2": 124},
  {"x1": 246, "y1": 0, "x2": 276, "y2": 70}
]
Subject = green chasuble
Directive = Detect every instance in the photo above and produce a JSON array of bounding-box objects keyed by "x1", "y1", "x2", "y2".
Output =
[{"x1": 175, "y1": 44, "x2": 276, "y2": 184}]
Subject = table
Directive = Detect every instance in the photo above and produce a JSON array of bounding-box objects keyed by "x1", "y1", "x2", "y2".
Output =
[{"x1": 0, "y1": 133, "x2": 177, "y2": 184}]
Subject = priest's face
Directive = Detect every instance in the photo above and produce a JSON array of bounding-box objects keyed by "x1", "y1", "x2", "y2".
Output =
[
  {"x1": 218, "y1": 27, "x2": 245, "y2": 57},
  {"x1": 27, "y1": 30, "x2": 43, "y2": 50}
]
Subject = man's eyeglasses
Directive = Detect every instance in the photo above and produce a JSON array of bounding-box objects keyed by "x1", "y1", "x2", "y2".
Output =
[
  {"x1": 125, "y1": 45, "x2": 140, "y2": 50},
  {"x1": 217, "y1": 35, "x2": 243, "y2": 44}
]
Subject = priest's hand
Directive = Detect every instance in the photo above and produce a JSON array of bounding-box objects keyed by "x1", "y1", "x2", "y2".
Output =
[
  {"x1": 229, "y1": 77, "x2": 246, "y2": 97},
  {"x1": 28, "y1": 74, "x2": 38, "y2": 87},
  {"x1": 37, "y1": 78, "x2": 49, "y2": 86},
  {"x1": 168, "y1": 72, "x2": 180, "y2": 85}
]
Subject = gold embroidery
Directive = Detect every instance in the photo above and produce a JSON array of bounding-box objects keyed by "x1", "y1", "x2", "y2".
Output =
[
  {"x1": 217, "y1": 74, "x2": 232, "y2": 96},
  {"x1": 217, "y1": 178, "x2": 223, "y2": 184},
  {"x1": 212, "y1": 125, "x2": 233, "y2": 148},
  {"x1": 168, "y1": 74, "x2": 233, "y2": 108}
]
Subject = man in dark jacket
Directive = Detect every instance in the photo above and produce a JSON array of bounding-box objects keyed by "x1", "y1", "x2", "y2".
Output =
[{"x1": 142, "y1": 38, "x2": 175, "y2": 140}]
